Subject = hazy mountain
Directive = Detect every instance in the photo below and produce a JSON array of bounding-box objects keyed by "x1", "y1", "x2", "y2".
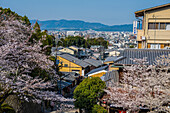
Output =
[{"x1": 30, "y1": 19, "x2": 133, "y2": 31}]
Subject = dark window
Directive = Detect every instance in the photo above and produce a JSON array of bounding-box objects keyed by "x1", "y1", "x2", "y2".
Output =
[
  {"x1": 148, "y1": 22, "x2": 170, "y2": 30},
  {"x1": 148, "y1": 23, "x2": 155, "y2": 29},
  {"x1": 160, "y1": 23, "x2": 166, "y2": 29},
  {"x1": 64, "y1": 64, "x2": 68, "y2": 67}
]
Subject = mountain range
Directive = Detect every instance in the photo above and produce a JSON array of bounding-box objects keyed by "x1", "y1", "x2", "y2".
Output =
[{"x1": 30, "y1": 19, "x2": 133, "y2": 32}]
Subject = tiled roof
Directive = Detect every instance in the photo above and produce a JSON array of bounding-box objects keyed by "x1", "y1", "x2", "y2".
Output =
[
  {"x1": 57, "y1": 80, "x2": 72, "y2": 89},
  {"x1": 58, "y1": 54, "x2": 90, "y2": 68},
  {"x1": 86, "y1": 65, "x2": 108, "y2": 76},
  {"x1": 104, "y1": 56, "x2": 125, "y2": 63},
  {"x1": 61, "y1": 72, "x2": 79, "y2": 82},
  {"x1": 116, "y1": 49, "x2": 170, "y2": 65},
  {"x1": 84, "y1": 58, "x2": 102, "y2": 67},
  {"x1": 102, "y1": 70, "x2": 119, "y2": 87}
]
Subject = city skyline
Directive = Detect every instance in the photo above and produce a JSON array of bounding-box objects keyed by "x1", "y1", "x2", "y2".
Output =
[{"x1": 1, "y1": 0, "x2": 170, "y2": 25}]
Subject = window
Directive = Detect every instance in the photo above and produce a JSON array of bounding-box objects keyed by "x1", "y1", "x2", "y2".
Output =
[
  {"x1": 166, "y1": 23, "x2": 170, "y2": 30},
  {"x1": 150, "y1": 44, "x2": 160, "y2": 49},
  {"x1": 148, "y1": 22, "x2": 170, "y2": 30},
  {"x1": 160, "y1": 23, "x2": 166, "y2": 29},
  {"x1": 64, "y1": 64, "x2": 68, "y2": 67}
]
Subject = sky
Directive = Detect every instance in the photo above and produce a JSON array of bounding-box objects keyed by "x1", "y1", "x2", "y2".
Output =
[{"x1": 0, "y1": 0, "x2": 170, "y2": 25}]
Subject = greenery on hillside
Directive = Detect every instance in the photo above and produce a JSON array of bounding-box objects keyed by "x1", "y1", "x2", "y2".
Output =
[
  {"x1": 29, "y1": 22, "x2": 54, "y2": 55},
  {"x1": 0, "y1": 7, "x2": 31, "y2": 26},
  {"x1": 58, "y1": 36, "x2": 109, "y2": 48},
  {"x1": 73, "y1": 77, "x2": 106, "y2": 112}
]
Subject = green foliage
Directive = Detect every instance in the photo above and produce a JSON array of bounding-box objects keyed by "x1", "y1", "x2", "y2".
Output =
[
  {"x1": 29, "y1": 67, "x2": 51, "y2": 81},
  {"x1": 87, "y1": 37, "x2": 109, "y2": 48},
  {"x1": 0, "y1": 7, "x2": 31, "y2": 26},
  {"x1": 21, "y1": 15, "x2": 31, "y2": 26},
  {"x1": 58, "y1": 36, "x2": 108, "y2": 48},
  {"x1": 129, "y1": 45, "x2": 135, "y2": 48},
  {"x1": 29, "y1": 22, "x2": 54, "y2": 55},
  {"x1": 92, "y1": 104, "x2": 107, "y2": 113},
  {"x1": 0, "y1": 103, "x2": 15, "y2": 113},
  {"x1": 73, "y1": 77, "x2": 106, "y2": 112}
]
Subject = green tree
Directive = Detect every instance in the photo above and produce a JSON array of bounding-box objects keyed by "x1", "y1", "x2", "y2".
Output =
[
  {"x1": 73, "y1": 77, "x2": 106, "y2": 113},
  {"x1": 92, "y1": 104, "x2": 107, "y2": 113}
]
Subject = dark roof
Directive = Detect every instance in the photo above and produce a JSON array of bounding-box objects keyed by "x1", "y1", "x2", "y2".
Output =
[
  {"x1": 86, "y1": 65, "x2": 108, "y2": 76},
  {"x1": 104, "y1": 56, "x2": 125, "y2": 63},
  {"x1": 84, "y1": 58, "x2": 102, "y2": 67},
  {"x1": 102, "y1": 70, "x2": 119, "y2": 87},
  {"x1": 61, "y1": 72, "x2": 79, "y2": 82},
  {"x1": 58, "y1": 54, "x2": 90, "y2": 68},
  {"x1": 135, "y1": 3, "x2": 170, "y2": 17},
  {"x1": 116, "y1": 49, "x2": 170, "y2": 65},
  {"x1": 57, "y1": 80, "x2": 72, "y2": 89}
]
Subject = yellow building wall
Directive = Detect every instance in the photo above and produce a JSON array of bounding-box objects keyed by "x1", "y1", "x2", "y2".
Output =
[
  {"x1": 90, "y1": 72, "x2": 106, "y2": 78},
  {"x1": 104, "y1": 61, "x2": 114, "y2": 64},
  {"x1": 57, "y1": 56, "x2": 83, "y2": 76},
  {"x1": 137, "y1": 6, "x2": 170, "y2": 48},
  {"x1": 109, "y1": 67, "x2": 119, "y2": 71},
  {"x1": 59, "y1": 48, "x2": 74, "y2": 55}
]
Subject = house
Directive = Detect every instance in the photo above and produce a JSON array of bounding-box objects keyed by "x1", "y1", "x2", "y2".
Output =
[
  {"x1": 85, "y1": 65, "x2": 108, "y2": 77},
  {"x1": 59, "y1": 47, "x2": 76, "y2": 55},
  {"x1": 69, "y1": 46, "x2": 79, "y2": 52},
  {"x1": 57, "y1": 80, "x2": 72, "y2": 97},
  {"x1": 105, "y1": 49, "x2": 120, "y2": 57},
  {"x1": 135, "y1": 3, "x2": 170, "y2": 49},
  {"x1": 104, "y1": 56, "x2": 125, "y2": 71},
  {"x1": 57, "y1": 54, "x2": 90, "y2": 76}
]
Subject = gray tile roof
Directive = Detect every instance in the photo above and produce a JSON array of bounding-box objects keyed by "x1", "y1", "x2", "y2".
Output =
[
  {"x1": 116, "y1": 49, "x2": 170, "y2": 65},
  {"x1": 58, "y1": 54, "x2": 90, "y2": 68},
  {"x1": 57, "y1": 80, "x2": 72, "y2": 89},
  {"x1": 61, "y1": 72, "x2": 79, "y2": 82},
  {"x1": 102, "y1": 70, "x2": 119, "y2": 87},
  {"x1": 86, "y1": 65, "x2": 108, "y2": 76},
  {"x1": 104, "y1": 56, "x2": 125, "y2": 63},
  {"x1": 84, "y1": 58, "x2": 102, "y2": 67}
]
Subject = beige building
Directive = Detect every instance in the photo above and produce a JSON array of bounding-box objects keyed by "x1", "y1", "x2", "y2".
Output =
[
  {"x1": 135, "y1": 3, "x2": 170, "y2": 49},
  {"x1": 59, "y1": 48, "x2": 75, "y2": 55}
]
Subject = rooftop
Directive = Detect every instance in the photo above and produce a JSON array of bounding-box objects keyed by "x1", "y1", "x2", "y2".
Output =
[
  {"x1": 86, "y1": 65, "x2": 108, "y2": 76},
  {"x1": 58, "y1": 53, "x2": 90, "y2": 68},
  {"x1": 116, "y1": 49, "x2": 170, "y2": 65},
  {"x1": 135, "y1": 3, "x2": 170, "y2": 17},
  {"x1": 84, "y1": 58, "x2": 102, "y2": 67}
]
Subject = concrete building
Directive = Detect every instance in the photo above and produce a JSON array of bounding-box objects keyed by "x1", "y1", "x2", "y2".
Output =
[{"x1": 135, "y1": 3, "x2": 170, "y2": 49}]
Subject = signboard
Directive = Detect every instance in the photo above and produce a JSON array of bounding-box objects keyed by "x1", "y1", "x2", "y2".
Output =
[
  {"x1": 56, "y1": 60, "x2": 59, "y2": 65},
  {"x1": 133, "y1": 21, "x2": 137, "y2": 35}
]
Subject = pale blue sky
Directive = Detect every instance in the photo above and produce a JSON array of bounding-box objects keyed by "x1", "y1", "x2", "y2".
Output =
[{"x1": 0, "y1": 0, "x2": 169, "y2": 25}]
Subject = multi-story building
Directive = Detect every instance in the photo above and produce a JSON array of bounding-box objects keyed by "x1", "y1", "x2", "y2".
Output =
[{"x1": 135, "y1": 3, "x2": 170, "y2": 49}]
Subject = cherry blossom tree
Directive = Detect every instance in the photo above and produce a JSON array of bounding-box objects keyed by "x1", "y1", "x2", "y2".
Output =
[
  {"x1": 0, "y1": 8, "x2": 74, "y2": 111},
  {"x1": 104, "y1": 55, "x2": 170, "y2": 112}
]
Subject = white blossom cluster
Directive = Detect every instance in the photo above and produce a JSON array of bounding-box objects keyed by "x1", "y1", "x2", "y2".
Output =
[
  {"x1": 104, "y1": 56, "x2": 170, "y2": 112},
  {"x1": 0, "y1": 11, "x2": 74, "y2": 110}
]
